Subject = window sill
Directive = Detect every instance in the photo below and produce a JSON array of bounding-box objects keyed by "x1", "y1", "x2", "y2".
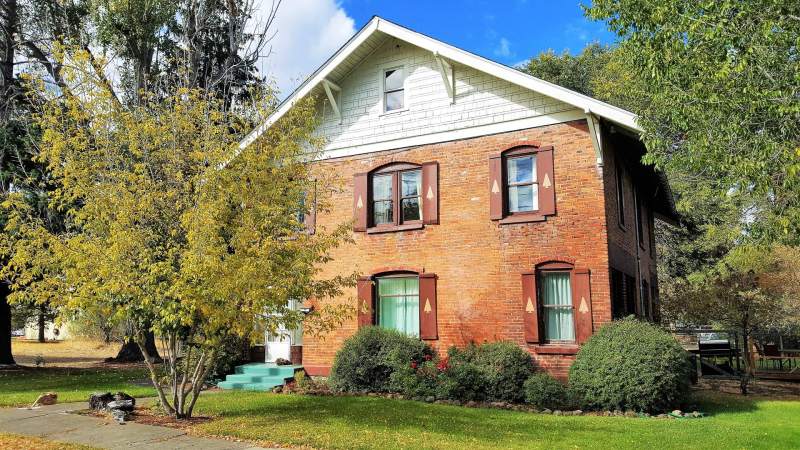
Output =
[
  {"x1": 366, "y1": 223, "x2": 424, "y2": 234},
  {"x1": 498, "y1": 213, "x2": 546, "y2": 225},
  {"x1": 531, "y1": 344, "x2": 579, "y2": 355},
  {"x1": 379, "y1": 108, "x2": 408, "y2": 117}
]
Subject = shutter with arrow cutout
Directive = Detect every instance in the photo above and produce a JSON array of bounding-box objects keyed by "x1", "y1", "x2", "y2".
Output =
[
  {"x1": 573, "y1": 269, "x2": 593, "y2": 344},
  {"x1": 521, "y1": 271, "x2": 539, "y2": 343},
  {"x1": 419, "y1": 273, "x2": 438, "y2": 340}
]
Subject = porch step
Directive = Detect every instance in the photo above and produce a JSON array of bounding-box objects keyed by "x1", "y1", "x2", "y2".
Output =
[{"x1": 217, "y1": 363, "x2": 302, "y2": 391}]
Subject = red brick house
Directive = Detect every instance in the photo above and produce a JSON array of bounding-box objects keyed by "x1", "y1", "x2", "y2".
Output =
[{"x1": 240, "y1": 17, "x2": 677, "y2": 379}]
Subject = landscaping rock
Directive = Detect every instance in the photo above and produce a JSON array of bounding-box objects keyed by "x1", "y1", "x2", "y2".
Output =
[
  {"x1": 541, "y1": 409, "x2": 552, "y2": 414},
  {"x1": 573, "y1": 410, "x2": 583, "y2": 416},
  {"x1": 425, "y1": 396, "x2": 435, "y2": 403},
  {"x1": 624, "y1": 410, "x2": 637, "y2": 418},
  {"x1": 671, "y1": 409, "x2": 682, "y2": 416},
  {"x1": 465, "y1": 401, "x2": 478, "y2": 408},
  {"x1": 107, "y1": 400, "x2": 135, "y2": 412},
  {"x1": 111, "y1": 408, "x2": 129, "y2": 423},
  {"x1": 553, "y1": 410, "x2": 563, "y2": 416},
  {"x1": 656, "y1": 414, "x2": 668, "y2": 419},
  {"x1": 113, "y1": 392, "x2": 135, "y2": 406},
  {"x1": 32, "y1": 392, "x2": 58, "y2": 407},
  {"x1": 275, "y1": 358, "x2": 292, "y2": 366},
  {"x1": 89, "y1": 393, "x2": 114, "y2": 410}
]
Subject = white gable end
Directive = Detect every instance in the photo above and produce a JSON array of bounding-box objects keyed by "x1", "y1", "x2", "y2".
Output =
[{"x1": 317, "y1": 37, "x2": 579, "y2": 158}]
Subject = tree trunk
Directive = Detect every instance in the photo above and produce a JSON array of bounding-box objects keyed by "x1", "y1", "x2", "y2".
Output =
[
  {"x1": 1, "y1": 0, "x2": 19, "y2": 119},
  {"x1": 110, "y1": 331, "x2": 161, "y2": 362},
  {"x1": 37, "y1": 304, "x2": 46, "y2": 343},
  {"x1": 0, "y1": 282, "x2": 15, "y2": 366}
]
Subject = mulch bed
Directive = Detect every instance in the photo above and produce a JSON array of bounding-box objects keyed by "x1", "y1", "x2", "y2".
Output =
[{"x1": 75, "y1": 406, "x2": 213, "y2": 429}]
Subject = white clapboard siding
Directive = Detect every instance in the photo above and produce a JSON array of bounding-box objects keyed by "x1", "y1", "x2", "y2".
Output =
[{"x1": 315, "y1": 37, "x2": 575, "y2": 156}]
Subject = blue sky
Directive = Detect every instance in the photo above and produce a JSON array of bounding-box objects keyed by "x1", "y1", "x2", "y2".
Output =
[
  {"x1": 258, "y1": 0, "x2": 615, "y2": 96},
  {"x1": 341, "y1": 1, "x2": 615, "y2": 66}
]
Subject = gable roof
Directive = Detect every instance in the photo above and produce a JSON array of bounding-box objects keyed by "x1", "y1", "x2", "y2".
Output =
[{"x1": 237, "y1": 16, "x2": 641, "y2": 152}]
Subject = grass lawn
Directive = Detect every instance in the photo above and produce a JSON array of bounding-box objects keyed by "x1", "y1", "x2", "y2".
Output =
[
  {"x1": 0, "y1": 432, "x2": 98, "y2": 450},
  {"x1": 191, "y1": 390, "x2": 800, "y2": 450},
  {"x1": 0, "y1": 366, "x2": 155, "y2": 407}
]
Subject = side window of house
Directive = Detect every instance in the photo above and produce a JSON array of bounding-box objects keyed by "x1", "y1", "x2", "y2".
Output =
[
  {"x1": 610, "y1": 268, "x2": 626, "y2": 319},
  {"x1": 371, "y1": 165, "x2": 422, "y2": 227},
  {"x1": 506, "y1": 154, "x2": 538, "y2": 213},
  {"x1": 634, "y1": 190, "x2": 645, "y2": 250},
  {"x1": 383, "y1": 67, "x2": 405, "y2": 112},
  {"x1": 356, "y1": 272, "x2": 438, "y2": 340},
  {"x1": 489, "y1": 146, "x2": 556, "y2": 223},
  {"x1": 539, "y1": 270, "x2": 574, "y2": 342},
  {"x1": 376, "y1": 275, "x2": 419, "y2": 337},
  {"x1": 352, "y1": 162, "x2": 439, "y2": 232},
  {"x1": 616, "y1": 163, "x2": 625, "y2": 228}
]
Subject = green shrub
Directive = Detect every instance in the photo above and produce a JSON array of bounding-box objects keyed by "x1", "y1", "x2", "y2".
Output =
[
  {"x1": 448, "y1": 341, "x2": 534, "y2": 402},
  {"x1": 329, "y1": 326, "x2": 433, "y2": 393},
  {"x1": 568, "y1": 317, "x2": 693, "y2": 413},
  {"x1": 390, "y1": 357, "x2": 440, "y2": 399},
  {"x1": 523, "y1": 373, "x2": 573, "y2": 410},
  {"x1": 435, "y1": 358, "x2": 486, "y2": 402}
]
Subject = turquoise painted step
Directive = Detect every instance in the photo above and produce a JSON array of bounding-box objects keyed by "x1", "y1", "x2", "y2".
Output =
[
  {"x1": 218, "y1": 363, "x2": 303, "y2": 391},
  {"x1": 223, "y1": 374, "x2": 289, "y2": 383},
  {"x1": 217, "y1": 381, "x2": 281, "y2": 391}
]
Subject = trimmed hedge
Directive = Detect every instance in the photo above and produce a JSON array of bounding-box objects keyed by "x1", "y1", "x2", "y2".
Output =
[
  {"x1": 523, "y1": 373, "x2": 573, "y2": 410},
  {"x1": 329, "y1": 326, "x2": 434, "y2": 393},
  {"x1": 447, "y1": 342, "x2": 535, "y2": 403},
  {"x1": 568, "y1": 317, "x2": 693, "y2": 413}
]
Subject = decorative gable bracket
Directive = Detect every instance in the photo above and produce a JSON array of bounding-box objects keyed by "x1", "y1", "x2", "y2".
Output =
[
  {"x1": 432, "y1": 51, "x2": 455, "y2": 104},
  {"x1": 323, "y1": 78, "x2": 342, "y2": 123}
]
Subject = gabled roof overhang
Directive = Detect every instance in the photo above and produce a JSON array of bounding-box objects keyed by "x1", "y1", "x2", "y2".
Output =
[{"x1": 236, "y1": 16, "x2": 641, "y2": 154}]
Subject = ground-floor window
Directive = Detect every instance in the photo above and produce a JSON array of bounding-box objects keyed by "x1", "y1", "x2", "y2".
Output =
[
  {"x1": 539, "y1": 271, "x2": 574, "y2": 342},
  {"x1": 377, "y1": 275, "x2": 419, "y2": 337}
]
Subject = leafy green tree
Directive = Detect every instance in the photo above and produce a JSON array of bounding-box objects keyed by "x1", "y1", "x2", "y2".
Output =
[
  {"x1": 586, "y1": 0, "x2": 800, "y2": 241},
  {"x1": 30, "y1": 59, "x2": 354, "y2": 417}
]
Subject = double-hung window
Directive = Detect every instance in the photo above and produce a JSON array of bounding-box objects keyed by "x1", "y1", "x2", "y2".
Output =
[
  {"x1": 506, "y1": 154, "x2": 538, "y2": 213},
  {"x1": 376, "y1": 275, "x2": 419, "y2": 337},
  {"x1": 370, "y1": 164, "x2": 422, "y2": 228},
  {"x1": 383, "y1": 67, "x2": 405, "y2": 112},
  {"x1": 539, "y1": 271, "x2": 575, "y2": 342}
]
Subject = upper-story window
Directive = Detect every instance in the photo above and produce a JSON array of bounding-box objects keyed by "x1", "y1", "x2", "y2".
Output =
[
  {"x1": 616, "y1": 163, "x2": 626, "y2": 228},
  {"x1": 383, "y1": 67, "x2": 405, "y2": 112},
  {"x1": 489, "y1": 146, "x2": 556, "y2": 224},
  {"x1": 506, "y1": 154, "x2": 538, "y2": 213},
  {"x1": 370, "y1": 164, "x2": 422, "y2": 227}
]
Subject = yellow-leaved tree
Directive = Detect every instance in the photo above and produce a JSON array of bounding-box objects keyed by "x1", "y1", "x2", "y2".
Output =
[{"x1": 33, "y1": 55, "x2": 354, "y2": 418}]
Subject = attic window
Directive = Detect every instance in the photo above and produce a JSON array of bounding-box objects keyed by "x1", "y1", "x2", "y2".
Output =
[{"x1": 383, "y1": 67, "x2": 405, "y2": 112}]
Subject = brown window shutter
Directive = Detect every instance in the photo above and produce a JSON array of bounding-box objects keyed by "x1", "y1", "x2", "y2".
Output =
[
  {"x1": 304, "y1": 181, "x2": 317, "y2": 235},
  {"x1": 421, "y1": 162, "x2": 439, "y2": 225},
  {"x1": 419, "y1": 273, "x2": 438, "y2": 339},
  {"x1": 537, "y1": 148, "x2": 555, "y2": 216},
  {"x1": 521, "y1": 271, "x2": 539, "y2": 343},
  {"x1": 353, "y1": 173, "x2": 368, "y2": 232},
  {"x1": 356, "y1": 276, "x2": 374, "y2": 328},
  {"x1": 489, "y1": 155, "x2": 504, "y2": 220},
  {"x1": 573, "y1": 268, "x2": 593, "y2": 344}
]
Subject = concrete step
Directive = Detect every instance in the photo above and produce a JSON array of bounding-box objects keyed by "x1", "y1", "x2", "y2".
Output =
[
  {"x1": 218, "y1": 363, "x2": 303, "y2": 391},
  {"x1": 217, "y1": 380, "x2": 282, "y2": 391},
  {"x1": 223, "y1": 374, "x2": 289, "y2": 384}
]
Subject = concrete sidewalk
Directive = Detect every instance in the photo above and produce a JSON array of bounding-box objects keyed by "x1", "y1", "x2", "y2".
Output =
[{"x1": 0, "y1": 401, "x2": 274, "y2": 449}]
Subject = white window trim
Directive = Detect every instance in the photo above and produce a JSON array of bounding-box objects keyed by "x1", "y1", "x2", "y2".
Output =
[{"x1": 378, "y1": 64, "x2": 409, "y2": 116}]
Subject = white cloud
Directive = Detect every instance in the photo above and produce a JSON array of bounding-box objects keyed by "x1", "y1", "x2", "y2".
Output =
[
  {"x1": 493, "y1": 37, "x2": 513, "y2": 59},
  {"x1": 252, "y1": 0, "x2": 356, "y2": 98}
]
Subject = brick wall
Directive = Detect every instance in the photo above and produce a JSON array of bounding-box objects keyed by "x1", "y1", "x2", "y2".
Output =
[
  {"x1": 305, "y1": 119, "x2": 612, "y2": 378},
  {"x1": 602, "y1": 129, "x2": 659, "y2": 318}
]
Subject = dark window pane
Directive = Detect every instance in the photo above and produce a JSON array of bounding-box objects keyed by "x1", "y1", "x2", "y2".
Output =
[
  {"x1": 508, "y1": 184, "x2": 538, "y2": 212},
  {"x1": 373, "y1": 200, "x2": 393, "y2": 225},
  {"x1": 507, "y1": 155, "x2": 535, "y2": 184},
  {"x1": 384, "y1": 68, "x2": 404, "y2": 91},
  {"x1": 401, "y1": 198, "x2": 421, "y2": 221},
  {"x1": 385, "y1": 91, "x2": 404, "y2": 111},
  {"x1": 401, "y1": 170, "x2": 421, "y2": 197},
  {"x1": 372, "y1": 174, "x2": 392, "y2": 200}
]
